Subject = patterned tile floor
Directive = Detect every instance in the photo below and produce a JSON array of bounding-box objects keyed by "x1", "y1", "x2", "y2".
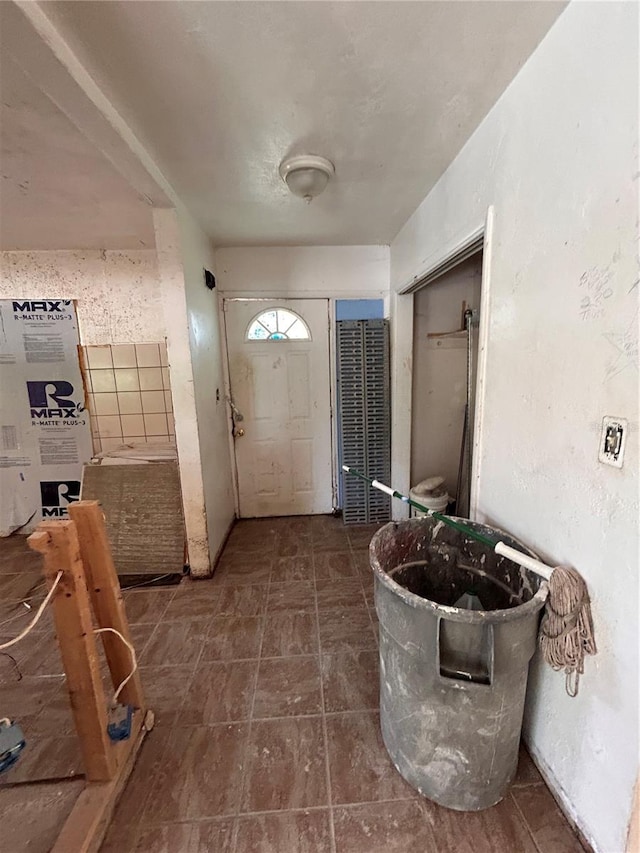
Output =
[{"x1": 0, "y1": 517, "x2": 586, "y2": 852}]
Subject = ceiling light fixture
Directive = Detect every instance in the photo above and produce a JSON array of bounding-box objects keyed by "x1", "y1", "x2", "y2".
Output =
[{"x1": 279, "y1": 154, "x2": 334, "y2": 203}]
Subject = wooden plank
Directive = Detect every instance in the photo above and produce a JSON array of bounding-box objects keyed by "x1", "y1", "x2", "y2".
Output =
[
  {"x1": 51, "y1": 710, "x2": 151, "y2": 853},
  {"x1": 28, "y1": 520, "x2": 116, "y2": 783},
  {"x1": 68, "y1": 500, "x2": 145, "y2": 710}
]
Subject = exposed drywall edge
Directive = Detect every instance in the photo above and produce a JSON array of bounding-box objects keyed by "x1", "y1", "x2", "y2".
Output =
[{"x1": 153, "y1": 208, "x2": 210, "y2": 577}]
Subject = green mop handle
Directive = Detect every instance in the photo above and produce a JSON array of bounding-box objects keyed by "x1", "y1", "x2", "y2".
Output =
[{"x1": 341, "y1": 465, "x2": 553, "y2": 582}]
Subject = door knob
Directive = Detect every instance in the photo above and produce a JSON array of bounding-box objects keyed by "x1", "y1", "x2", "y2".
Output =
[{"x1": 234, "y1": 427, "x2": 245, "y2": 438}]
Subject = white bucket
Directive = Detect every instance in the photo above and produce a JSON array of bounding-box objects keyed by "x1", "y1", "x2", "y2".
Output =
[{"x1": 409, "y1": 488, "x2": 449, "y2": 517}]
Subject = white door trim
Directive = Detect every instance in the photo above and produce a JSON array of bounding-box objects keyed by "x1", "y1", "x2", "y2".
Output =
[
  {"x1": 398, "y1": 224, "x2": 486, "y2": 295},
  {"x1": 219, "y1": 290, "x2": 387, "y2": 301},
  {"x1": 469, "y1": 206, "x2": 495, "y2": 520},
  {"x1": 220, "y1": 294, "x2": 241, "y2": 518},
  {"x1": 395, "y1": 205, "x2": 495, "y2": 522},
  {"x1": 327, "y1": 299, "x2": 339, "y2": 510}
]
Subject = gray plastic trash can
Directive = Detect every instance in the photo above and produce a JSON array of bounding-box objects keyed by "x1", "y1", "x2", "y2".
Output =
[{"x1": 370, "y1": 517, "x2": 548, "y2": 811}]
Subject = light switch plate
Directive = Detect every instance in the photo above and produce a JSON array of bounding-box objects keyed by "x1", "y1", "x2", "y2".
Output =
[{"x1": 599, "y1": 416, "x2": 627, "y2": 468}]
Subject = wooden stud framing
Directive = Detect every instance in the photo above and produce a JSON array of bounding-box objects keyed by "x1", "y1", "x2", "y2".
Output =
[
  {"x1": 28, "y1": 521, "x2": 115, "y2": 782},
  {"x1": 27, "y1": 511, "x2": 153, "y2": 851},
  {"x1": 68, "y1": 500, "x2": 144, "y2": 709},
  {"x1": 51, "y1": 710, "x2": 152, "y2": 853}
]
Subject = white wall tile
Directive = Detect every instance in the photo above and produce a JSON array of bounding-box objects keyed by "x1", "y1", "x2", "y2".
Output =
[
  {"x1": 117, "y1": 392, "x2": 143, "y2": 414},
  {"x1": 143, "y1": 413, "x2": 168, "y2": 435},
  {"x1": 163, "y1": 390, "x2": 173, "y2": 412},
  {"x1": 121, "y1": 414, "x2": 145, "y2": 435},
  {"x1": 161, "y1": 367, "x2": 171, "y2": 389},
  {"x1": 144, "y1": 435, "x2": 169, "y2": 445},
  {"x1": 101, "y1": 437, "x2": 124, "y2": 452},
  {"x1": 159, "y1": 341, "x2": 168, "y2": 367},
  {"x1": 135, "y1": 343, "x2": 161, "y2": 367},
  {"x1": 112, "y1": 344, "x2": 137, "y2": 368},
  {"x1": 139, "y1": 367, "x2": 163, "y2": 391},
  {"x1": 93, "y1": 393, "x2": 119, "y2": 416},
  {"x1": 86, "y1": 345, "x2": 113, "y2": 369},
  {"x1": 96, "y1": 415, "x2": 122, "y2": 439},
  {"x1": 141, "y1": 390, "x2": 166, "y2": 413},
  {"x1": 91, "y1": 369, "x2": 116, "y2": 393},
  {"x1": 115, "y1": 368, "x2": 140, "y2": 392}
]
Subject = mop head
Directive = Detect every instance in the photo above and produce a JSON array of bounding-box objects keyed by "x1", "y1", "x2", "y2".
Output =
[{"x1": 539, "y1": 567, "x2": 597, "y2": 697}]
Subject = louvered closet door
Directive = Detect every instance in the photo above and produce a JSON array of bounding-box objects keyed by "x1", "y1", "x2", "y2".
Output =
[{"x1": 337, "y1": 320, "x2": 390, "y2": 524}]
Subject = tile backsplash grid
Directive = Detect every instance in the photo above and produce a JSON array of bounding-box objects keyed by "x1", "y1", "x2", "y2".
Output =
[{"x1": 82, "y1": 343, "x2": 174, "y2": 454}]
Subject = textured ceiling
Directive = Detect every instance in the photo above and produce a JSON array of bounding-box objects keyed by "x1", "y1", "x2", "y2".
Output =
[{"x1": 40, "y1": 0, "x2": 566, "y2": 247}]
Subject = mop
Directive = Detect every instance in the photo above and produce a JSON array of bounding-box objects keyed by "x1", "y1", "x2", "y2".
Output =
[{"x1": 342, "y1": 465, "x2": 597, "y2": 697}]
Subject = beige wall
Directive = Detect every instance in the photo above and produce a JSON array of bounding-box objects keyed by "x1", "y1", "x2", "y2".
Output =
[
  {"x1": 411, "y1": 254, "x2": 482, "y2": 497},
  {"x1": 390, "y1": 4, "x2": 639, "y2": 850},
  {"x1": 154, "y1": 208, "x2": 235, "y2": 577}
]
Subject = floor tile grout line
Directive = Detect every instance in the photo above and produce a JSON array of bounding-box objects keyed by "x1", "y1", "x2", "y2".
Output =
[
  {"x1": 231, "y1": 542, "x2": 271, "y2": 851},
  {"x1": 347, "y1": 534, "x2": 380, "y2": 641},
  {"x1": 131, "y1": 793, "x2": 424, "y2": 829},
  {"x1": 311, "y1": 547, "x2": 337, "y2": 853},
  {"x1": 146, "y1": 707, "x2": 385, "y2": 728},
  {"x1": 508, "y1": 789, "x2": 546, "y2": 853}
]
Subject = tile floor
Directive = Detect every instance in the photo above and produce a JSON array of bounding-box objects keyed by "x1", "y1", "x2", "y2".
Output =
[{"x1": 0, "y1": 517, "x2": 586, "y2": 853}]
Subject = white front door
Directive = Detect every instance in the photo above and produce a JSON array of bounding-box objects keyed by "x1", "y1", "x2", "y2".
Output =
[{"x1": 224, "y1": 298, "x2": 333, "y2": 517}]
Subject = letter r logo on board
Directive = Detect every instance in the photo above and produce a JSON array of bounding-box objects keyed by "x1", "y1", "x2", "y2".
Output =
[{"x1": 27, "y1": 380, "x2": 75, "y2": 408}]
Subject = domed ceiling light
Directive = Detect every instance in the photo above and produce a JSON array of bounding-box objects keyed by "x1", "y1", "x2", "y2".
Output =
[{"x1": 279, "y1": 155, "x2": 335, "y2": 203}]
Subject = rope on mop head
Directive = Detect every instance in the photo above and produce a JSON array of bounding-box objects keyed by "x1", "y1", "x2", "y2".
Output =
[{"x1": 539, "y1": 566, "x2": 597, "y2": 697}]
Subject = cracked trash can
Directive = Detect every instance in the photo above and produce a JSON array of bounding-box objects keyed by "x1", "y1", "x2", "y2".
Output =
[{"x1": 370, "y1": 517, "x2": 548, "y2": 811}]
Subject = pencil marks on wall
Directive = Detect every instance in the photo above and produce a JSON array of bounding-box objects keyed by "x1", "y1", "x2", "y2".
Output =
[
  {"x1": 602, "y1": 311, "x2": 638, "y2": 381},
  {"x1": 578, "y1": 266, "x2": 614, "y2": 320}
]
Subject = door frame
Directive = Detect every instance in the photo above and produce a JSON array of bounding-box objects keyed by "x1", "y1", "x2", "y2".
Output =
[
  {"x1": 395, "y1": 206, "x2": 494, "y2": 520},
  {"x1": 220, "y1": 295, "x2": 335, "y2": 518},
  {"x1": 219, "y1": 291, "x2": 387, "y2": 518}
]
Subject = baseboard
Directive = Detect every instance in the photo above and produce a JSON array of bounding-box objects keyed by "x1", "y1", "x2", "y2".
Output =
[
  {"x1": 211, "y1": 516, "x2": 236, "y2": 570},
  {"x1": 523, "y1": 736, "x2": 596, "y2": 853}
]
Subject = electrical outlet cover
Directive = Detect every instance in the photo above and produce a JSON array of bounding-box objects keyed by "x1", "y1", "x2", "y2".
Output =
[{"x1": 599, "y1": 416, "x2": 627, "y2": 468}]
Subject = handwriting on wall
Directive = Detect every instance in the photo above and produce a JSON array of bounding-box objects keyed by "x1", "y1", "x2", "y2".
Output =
[{"x1": 578, "y1": 266, "x2": 614, "y2": 320}]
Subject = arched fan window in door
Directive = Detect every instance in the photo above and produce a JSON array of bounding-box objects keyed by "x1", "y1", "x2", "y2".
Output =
[{"x1": 246, "y1": 308, "x2": 311, "y2": 341}]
